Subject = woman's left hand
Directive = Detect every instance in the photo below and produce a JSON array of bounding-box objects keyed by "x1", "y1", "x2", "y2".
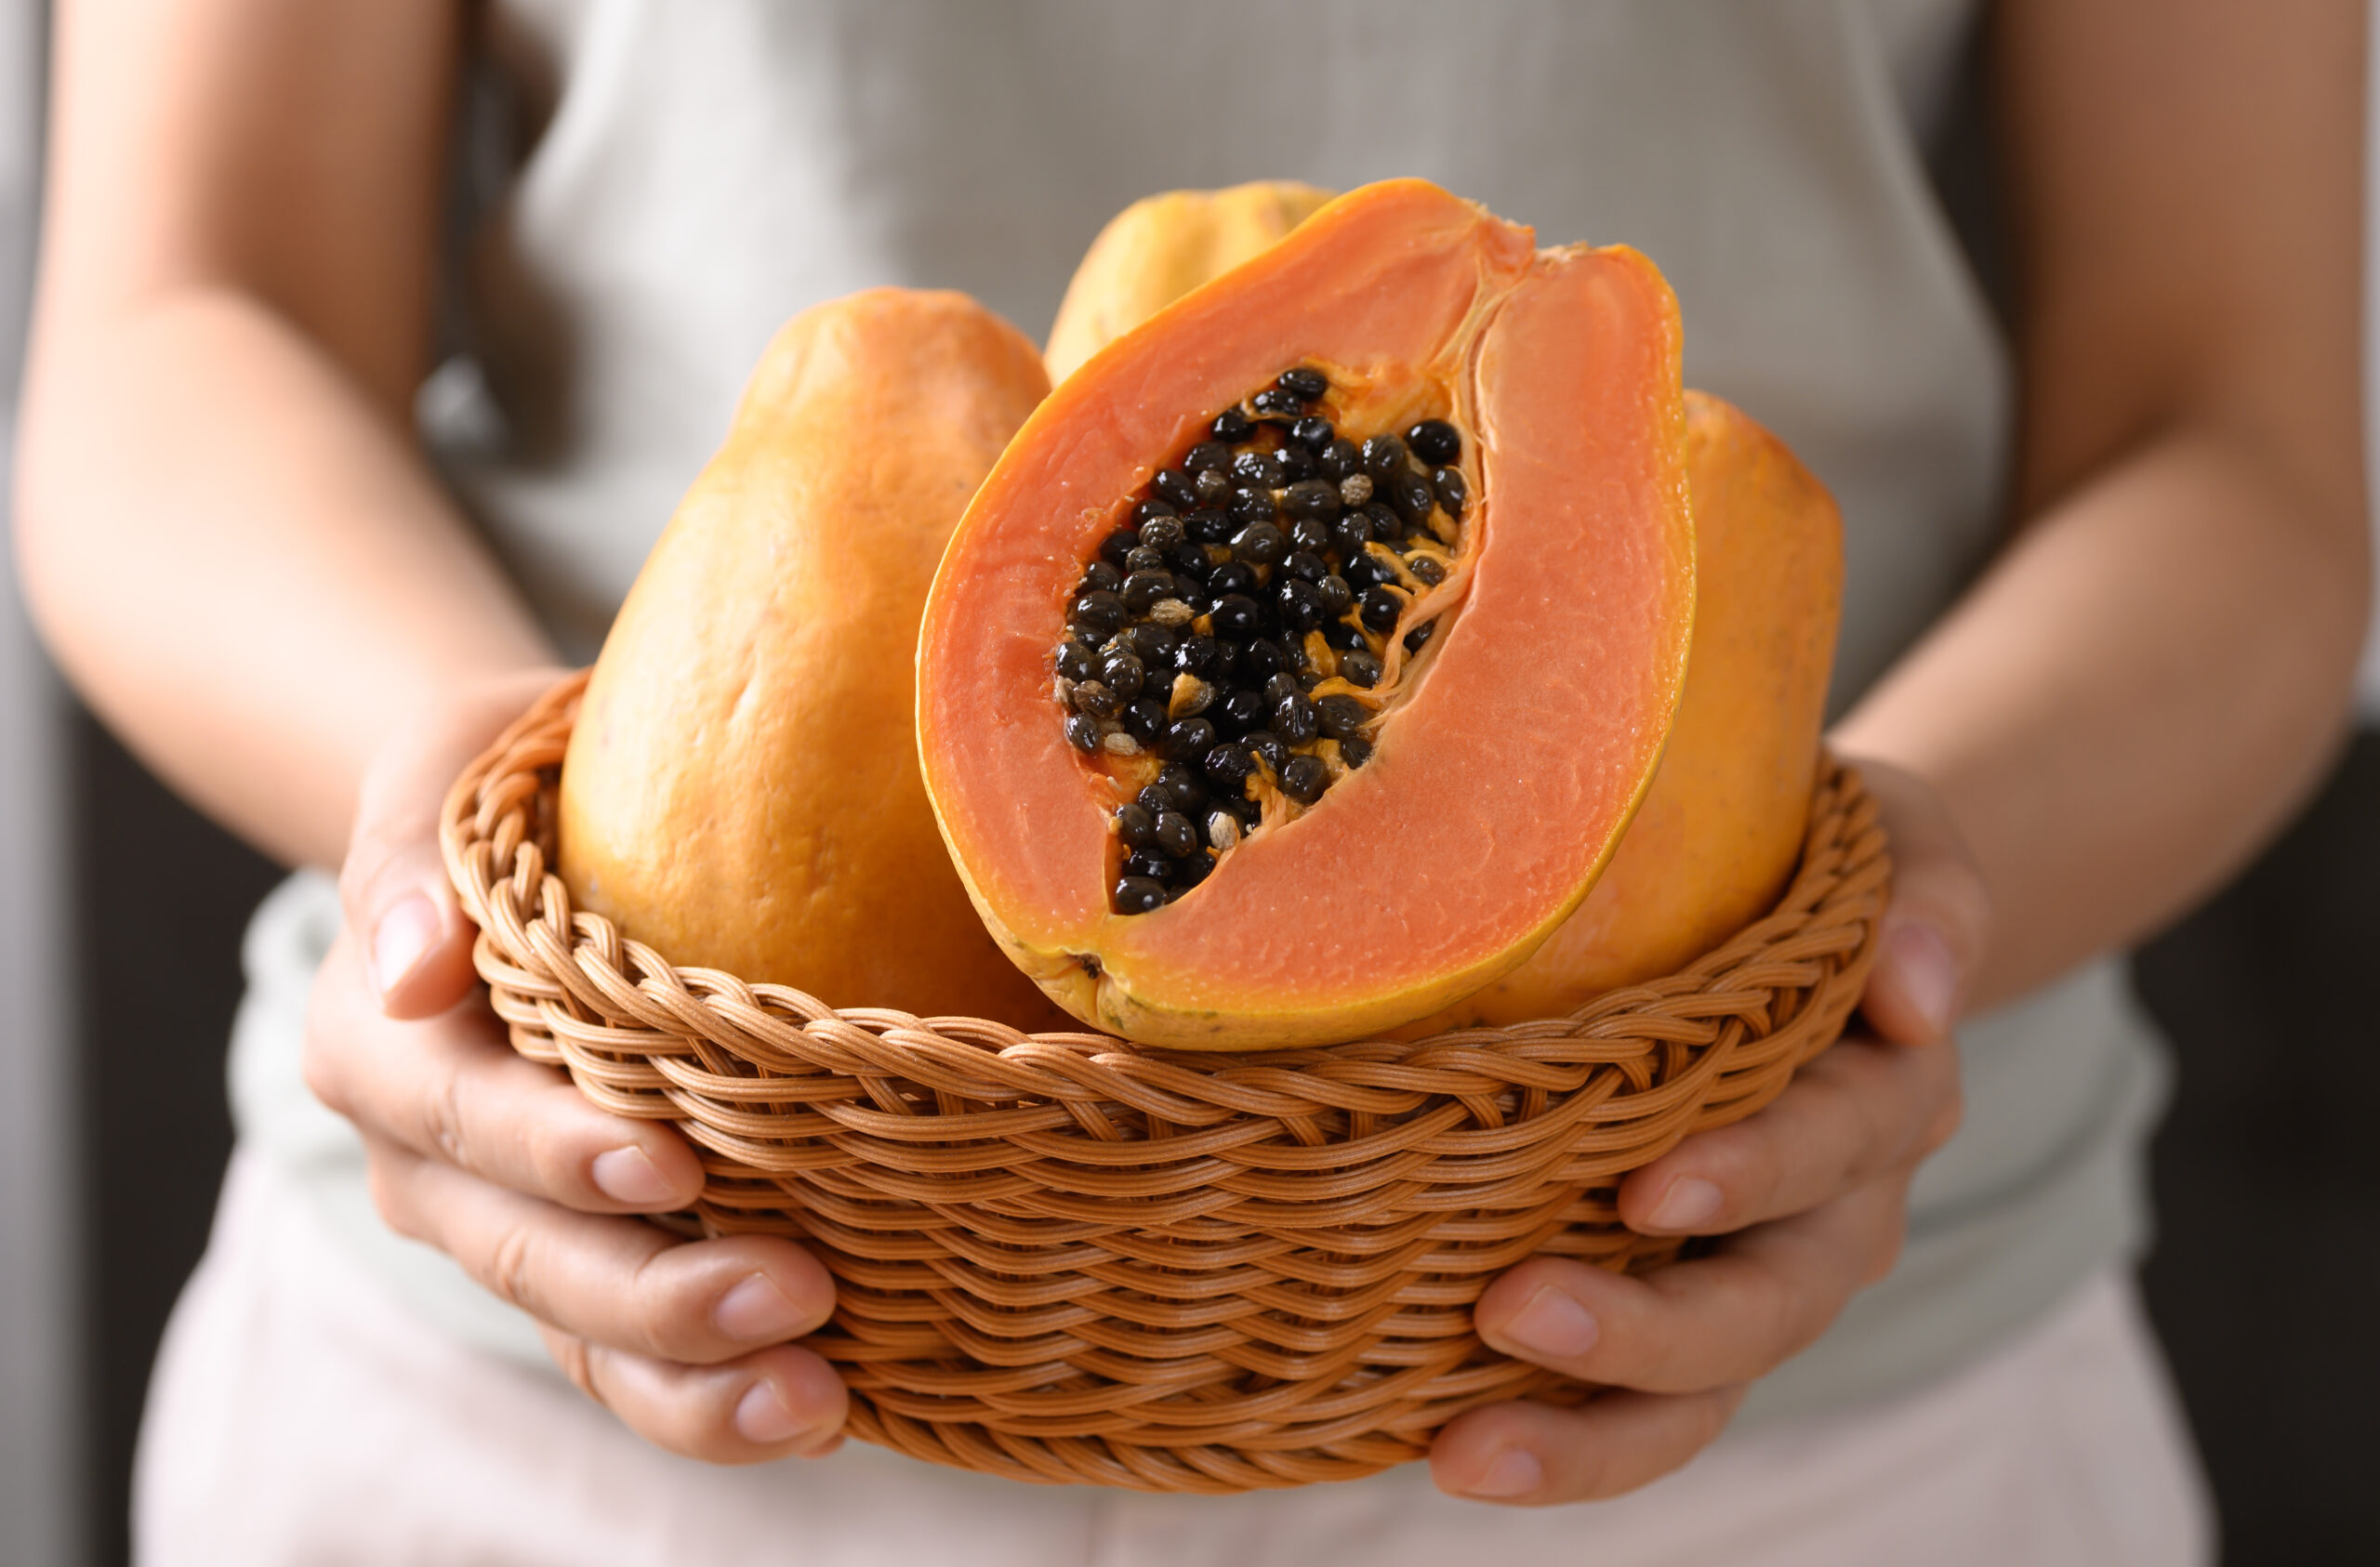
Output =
[{"x1": 1428, "y1": 758, "x2": 1988, "y2": 1504}]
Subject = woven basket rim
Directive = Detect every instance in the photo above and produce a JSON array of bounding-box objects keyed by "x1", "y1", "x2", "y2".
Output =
[
  {"x1": 443, "y1": 670, "x2": 1885, "y2": 1064},
  {"x1": 439, "y1": 669, "x2": 1892, "y2": 1494}
]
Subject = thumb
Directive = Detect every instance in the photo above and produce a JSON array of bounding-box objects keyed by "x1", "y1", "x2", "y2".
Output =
[
  {"x1": 1844, "y1": 757, "x2": 1993, "y2": 1047},
  {"x1": 339, "y1": 668, "x2": 565, "y2": 1021}
]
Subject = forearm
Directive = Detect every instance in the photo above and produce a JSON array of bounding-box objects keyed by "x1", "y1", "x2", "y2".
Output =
[
  {"x1": 16, "y1": 288, "x2": 553, "y2": 868},
  {"x1": 1833, "y1": 420, "x2": 2370, "y2": 1009}
]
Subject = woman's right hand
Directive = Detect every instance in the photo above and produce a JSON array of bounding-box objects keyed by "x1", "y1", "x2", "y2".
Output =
[{"x1": 300, "y1": 669, "x2": 851, "y2": 1464}]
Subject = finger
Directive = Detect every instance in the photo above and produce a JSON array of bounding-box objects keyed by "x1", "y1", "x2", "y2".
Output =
[
  {"x1": 1840, "y1": 757, "x2": 1993, "y2": 1046},
  {"x1": 540, "y1": 1325, "x2": 849, "y2": 1465},
  {"x1": 1618, "y1": 1031, "x2": 1961, "y2": 1234},
  {"x1": 366, "y1": 1133, "x2": 839, "y2": 1366},
  {"x1": 1474, "y1": 1177, "x2": 1909, "y2": 1392},
  {"x1": 339, "y1": 666, "x2": 565, "y2": 1019},
  {"x1": 1429, "y1": 1385, "x2": 1746, "y2": 1505},
  {"x1": 304, "y1": 929, "x2": 705, "y2": 1213}
]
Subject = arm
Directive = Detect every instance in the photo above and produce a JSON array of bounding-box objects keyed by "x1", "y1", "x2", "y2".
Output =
[
  {"x1": 1433, "y1": 0, "x2": 2366, "y2": 1503},
  {"x1": 15, "y1": 0, "x2": 548, "y2": 867},
  {"x1": 16, "y1": 0, "x2": 846, "y2": 1461},
  {"x1": 1836, "y1": 0, "x2": 2372, "y2": 1008}
]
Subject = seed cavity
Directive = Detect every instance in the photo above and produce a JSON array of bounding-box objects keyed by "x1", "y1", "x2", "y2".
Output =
[{"x1": 1052, "y1": 365, "x2": 1472, "y2": 912}]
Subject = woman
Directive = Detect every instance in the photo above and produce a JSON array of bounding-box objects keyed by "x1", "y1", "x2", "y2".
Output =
[{"x1": 16, "y1": 1, "x2": 2367, "y2": 1561}]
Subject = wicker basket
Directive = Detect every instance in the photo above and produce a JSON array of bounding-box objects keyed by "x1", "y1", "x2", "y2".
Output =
[{"x1": 441, "y1": 672, "x2": 1888, "y2": 1493}]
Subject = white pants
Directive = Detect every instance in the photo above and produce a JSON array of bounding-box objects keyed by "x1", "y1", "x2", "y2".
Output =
[{"x1": 136, "y1": 1150, "x2": 2215, "y2": 1566}]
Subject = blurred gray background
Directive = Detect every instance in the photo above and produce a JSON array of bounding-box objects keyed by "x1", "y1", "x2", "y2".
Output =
[{"x1": 2, "y1": 7, "x2": 2376, "y2": 1565}]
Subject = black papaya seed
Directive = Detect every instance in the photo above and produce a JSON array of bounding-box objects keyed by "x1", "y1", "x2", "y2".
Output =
[
  {"x1": 1098, "y1": 650, "x2": 1144, "y2": 700},
  {"x1": 1210, "y1": 407, "x2": 1254, "y2": 444},
  {"x1": 1210, "y1": 593, "x2": 1263, "y2": 640},
  {"x1": 1231, "y1": 521, "x2": 1287, "y2": 566},
  {"x1": 1272, "y1": 691, "x2": 1320, "y2": 746},
  {"x1": 1405, "y1": 418, "x2": 1461, "y2": 466},
  {"x1": 1279, "y1": 755, "x2": 1329, "y2": 805},
  {"x1": 1186, "y1": 507, "x2": 1235, "y2": 544},
  {"x1": 1159, "y1": 717, "x2": 1216, "y2": 760},
  {"x1": 1220, "y1": 687, "x2": 1268, "y2": 734},
  {"x1": 1115, "y1": 876, "x2": 1169, "y2": 914},
  {"x1": 1276, "y1": 578, "x2": 1326, "y2": 634},
  {"x1": 1433, "y1": 466, "x2": 1467, "y2": 520},
  {"x1": 1115, "y1": 800, "x2": 1157, "y2": 848},
  {"x1": 1124, "y1": 698, "x2": 1168, "y2": 744},
  {"x1": 1227, "y1": 487, "x2": 1278, "y2": 528},
  {"x1": 1065, "y1": 714, "x2": 1099, "y2": 754},
  {"x1": 1276, "y1": 366, "x2": 1329, "y2": 402},
  {"x1": 1157, "y1": 763, "x2": 1207, "y2": 810},
  {"x1": 1387, "y1": 469, "x2": 1436, "y2": 522},
  {"x1": 1124, "y1": 850, "x2": 1175, "y2": 884},
  {"x1": 1230, "y1": 449, "x2": 1284, "y2": 489},
  {"x1": 1317, "y1": 693, "x2": 1369, "y2": 740},
  {"x1": 1203, "y1": 742, "x2": 1255, "y2": 792},
  {"x1": 1153, "y1": 469, "x2": 1199, "y2": 510}
]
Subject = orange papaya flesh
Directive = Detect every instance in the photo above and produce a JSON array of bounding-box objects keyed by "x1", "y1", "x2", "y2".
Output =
[
  {"x1": 558, "y1": 289, "x2": 1074, "y2": 1027},
  {"x1": 1403, "y1": 391, "x2": 1844, "y2": 1029},
  {"x1": 918, "y1": 179, "x2": 1696, "y2": 1048}
]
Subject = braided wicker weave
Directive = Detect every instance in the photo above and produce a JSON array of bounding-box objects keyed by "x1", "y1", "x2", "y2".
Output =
[{"x1": 441, "y1": 672, "x2": 1888, "y2": 1493}]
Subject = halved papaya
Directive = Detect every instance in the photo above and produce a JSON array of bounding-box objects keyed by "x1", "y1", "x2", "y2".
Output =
[
  {"x1": 1045, "y1": 187, "x2": 1844, "y2": 1032},
  {"x1": 918, "y1": 180, "x2": 1695, "y2": 1048},
  {"x1": 558, "y1": 289, "x2": 1073, "y2": 1027}
]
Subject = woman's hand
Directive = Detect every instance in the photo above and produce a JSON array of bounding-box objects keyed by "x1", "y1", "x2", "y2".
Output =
[
  {"x1": 1427, "y1": 759, "x2": 1985, "y2": 1504},
  {"x1": 300, "y1": 670, "x2": 851, "y2": 1464}
]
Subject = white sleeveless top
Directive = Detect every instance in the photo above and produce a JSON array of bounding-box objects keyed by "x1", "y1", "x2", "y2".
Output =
[{"x1": 230, "y1": 0, "x2": 2169, "y2": 1432}]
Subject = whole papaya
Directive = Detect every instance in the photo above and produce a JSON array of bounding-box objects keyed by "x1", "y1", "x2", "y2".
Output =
[
  {"x1": 558, "y1": 288, "x2": 1073, "y2": 1025},
  {"x1": 1044, "y1": 180, "x2": 1336, "y2": 384}
]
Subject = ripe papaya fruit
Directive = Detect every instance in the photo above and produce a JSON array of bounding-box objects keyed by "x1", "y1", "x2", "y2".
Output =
[
  {"x1": 1044, "y1": 181, "x2": 1336, "y2": 384},
  {"x1": 919, "y1": 179, "x2": 1696, "y2": 1048},
  {"x1": 1044, "y1": 185, "x2": 1844, "y2": 1029},
  {"x1": 557, "y1": 289, "x2": 1073, "y2": 1026}
]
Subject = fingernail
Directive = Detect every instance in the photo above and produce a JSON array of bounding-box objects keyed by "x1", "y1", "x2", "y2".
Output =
[
  {"x1": 1884, "y1": 919, "x2": 1960, "y2": 1040},
  {"x1": 1501, "y1": 1285, "x2": 1599, "y2": 1359},
  {"x1": 591, "y1": 1146, "x2": 675, "y2": 1206},
  {"x1": 734, "y1": 1377, "x2": 810, "y2": 1444},
  {"x1": 1466, "y1": 1447, "x2": 1543, "y2": 1498},
  {"x1": 1647, "y1": 1176, "x2": 1724, "y2": 1232},
  {"x1": 368, "y1": 893, "x2": 442, "y2": 1000},
  {"x1": 716, "y1": 1274, "x2": 808, "y2": 1343}
]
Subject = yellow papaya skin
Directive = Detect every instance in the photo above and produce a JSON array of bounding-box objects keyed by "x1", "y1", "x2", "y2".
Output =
[
  {"x1": 1047, "y1": 191, "x2": 1843, "y2": 1031},
  {"x1": 1043, "y1": 181, "x2": 1337, "y2": 384},
  {"x1": 558, "y1": 289, "x2": 1074, "y2": 1026}
]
